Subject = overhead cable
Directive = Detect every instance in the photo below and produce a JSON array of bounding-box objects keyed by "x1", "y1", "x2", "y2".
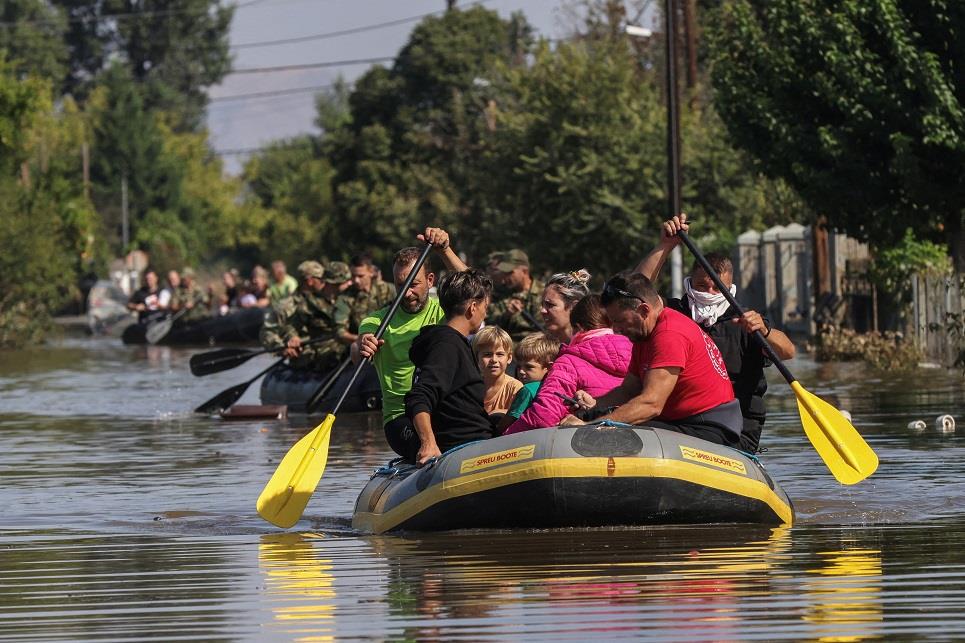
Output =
[
  {"x1": 232, "y1": 0, "x2": 493, "y2": 49},
  {"x1": 230, "y1": 56, "x2": 394, "y2": 75}
]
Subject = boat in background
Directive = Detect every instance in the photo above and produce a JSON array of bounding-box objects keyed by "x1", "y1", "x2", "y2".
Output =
[
  {"x1": 121, "y1": 307, "x2": 265, "y2": 346},
  {"x1": 87, "y1": 280, "x2": 136, "y2": 337},
  {"x1": 260, "y1": 362, "x2": 382, "y2": 414}
]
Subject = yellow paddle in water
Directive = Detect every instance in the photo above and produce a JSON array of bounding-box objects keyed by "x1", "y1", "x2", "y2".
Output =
[
  {"x1": 257, "y1": 243, "x2": 434, "y2": 528},
  {"x1": 677, "y1": 231, "x2": 878, "y2": 485}
]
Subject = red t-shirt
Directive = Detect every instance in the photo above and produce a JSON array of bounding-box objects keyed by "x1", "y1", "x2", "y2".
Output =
[{"x1": 627, "y1": 307, "x2": 735, "y2": 420}]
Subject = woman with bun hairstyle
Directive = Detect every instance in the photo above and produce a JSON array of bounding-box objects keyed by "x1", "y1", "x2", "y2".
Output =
[
  {"x1": 503, "y1": 293, "x2": 632, "y2": 434},
  {"x1": 540, "y1": 269, "x2": 592, "y2": 343}
]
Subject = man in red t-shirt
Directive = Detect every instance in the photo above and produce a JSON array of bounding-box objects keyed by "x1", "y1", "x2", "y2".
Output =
[{"x1": 571, "y1": 273, "x2": 742, "y2": 447}]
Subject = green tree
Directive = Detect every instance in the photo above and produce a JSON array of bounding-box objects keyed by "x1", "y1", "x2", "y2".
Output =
[
  {"x1": 323, "y1": 7, "x2": 532, "y2": 263},
  {"x1": 54, "y1": 0, "x2": 233, "y2": 129},
  {"x1": 0, "y1": 60, "x2": 103, "y2": 345},
  {"x1": 0, "y1": 0, "x2": 68, "y2": 80},
  {"x1": 708, "y1": 0, "x2": 965, "y2": 271},
  {"x1": 90, "y1": 65, "x2": 184, "y2": 254},
  {"x1": 242, "y1": 138, "x2": 338, "y2": 266}
]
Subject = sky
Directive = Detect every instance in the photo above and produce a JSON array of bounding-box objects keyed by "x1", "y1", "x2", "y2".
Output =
[{"x1": 205, "y1": 0, "x2": 656, "y2": 173}]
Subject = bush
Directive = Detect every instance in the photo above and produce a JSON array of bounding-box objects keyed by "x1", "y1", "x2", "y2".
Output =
[{"x1": 812, "y1": 324, "x2": 922, "y2": 371}]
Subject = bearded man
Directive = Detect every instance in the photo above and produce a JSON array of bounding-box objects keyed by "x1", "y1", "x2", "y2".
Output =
[{"x1": 354, "y1": 227, "x2": 468, "y2": 459}]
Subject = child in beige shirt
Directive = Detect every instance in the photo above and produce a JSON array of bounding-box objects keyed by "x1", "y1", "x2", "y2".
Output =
[{"x1": 472, "y1": 326, "x2": 523, "y2": 415}]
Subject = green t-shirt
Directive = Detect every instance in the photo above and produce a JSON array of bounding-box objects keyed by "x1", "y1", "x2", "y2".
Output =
[
  {"x1": 507, "y1": 381, "x2": 542, "y2": 419},
  {"x1": 358, "y1": 297, "x2": 445, "y2": 423},
  {"x1": 268, "y1": 275, "x2": 298, "y2": 303}
]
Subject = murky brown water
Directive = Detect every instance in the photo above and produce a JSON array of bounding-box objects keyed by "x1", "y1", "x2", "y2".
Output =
[{"x1": 1, "y1": 336, "x2": 964, "y2": 640}]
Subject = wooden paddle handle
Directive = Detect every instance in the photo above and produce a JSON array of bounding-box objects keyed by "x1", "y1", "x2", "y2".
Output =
[{"x1": 676, "y1": 231, "x2": 796, "y2": 385}]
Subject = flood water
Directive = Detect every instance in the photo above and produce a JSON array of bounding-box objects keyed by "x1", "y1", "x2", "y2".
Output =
[{"x1": 1, "y1": 335, "x2": 964, "y2": 640}]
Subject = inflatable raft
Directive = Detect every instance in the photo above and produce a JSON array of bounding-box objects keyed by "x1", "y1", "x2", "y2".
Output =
[
  {"x1": 353, "y1": 422, "x2": 793, "y2": 534},
  {"x1": 260, "y1": 362, "x2": 382, "y2": 414},
  {"x1": 121, "y1": 307, "x2": 264, "y2": 345}
]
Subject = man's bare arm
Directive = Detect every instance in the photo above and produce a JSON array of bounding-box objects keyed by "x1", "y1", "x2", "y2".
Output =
[
  {"x1": 634, "y1": 214, "x2": 689, "y2": 281},
  {"x1": 600, "y1": 367, "x2": 680, "y2": 425}
]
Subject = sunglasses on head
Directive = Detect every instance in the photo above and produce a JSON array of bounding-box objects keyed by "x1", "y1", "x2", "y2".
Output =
[{"x1": 601, "y1": 281, "x2": 646, "y2": 306}]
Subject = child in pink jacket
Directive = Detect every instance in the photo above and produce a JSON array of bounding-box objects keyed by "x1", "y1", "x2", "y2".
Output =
[{"x1": 504, "y1": 294, "x2": 631, "y2": 434}]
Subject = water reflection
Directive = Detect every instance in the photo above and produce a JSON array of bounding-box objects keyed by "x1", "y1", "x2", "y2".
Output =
[
  {"x1": 805, "y1": 547, "x2": 883, "y2": 642},
  {"x1": 1, "y1": 339, "x2": 963, "y2": 640},
  {"x1": 259, "y1": 533, "x2": 336, "y2": 640}
]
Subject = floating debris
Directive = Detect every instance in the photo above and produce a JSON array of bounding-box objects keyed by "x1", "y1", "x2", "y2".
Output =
[
  {"x1": 936, "y1": 415, "x2": 956, "y2": 434},
  {"x1": 907, "y1": 420, "x2": 927, "y2": 431}
]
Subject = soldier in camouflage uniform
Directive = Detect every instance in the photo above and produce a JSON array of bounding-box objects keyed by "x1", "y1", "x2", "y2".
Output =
[
  {"x1": 485, "y1": 249, "x2": 545, "y2": 342},
  {"x1": 170, "y1": 267, "x2": 209, "y2": 322},
  {"x1": 335, "y1": 254, "x2": 398, "y2": 344},
  {"x1": 260, "y1": 261, "x2": 347, "y2": 371}
]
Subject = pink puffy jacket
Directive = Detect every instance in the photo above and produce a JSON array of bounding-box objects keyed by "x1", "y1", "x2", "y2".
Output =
[{"x1": 504, "y1": 328, "x2": 632, "y2": 434}]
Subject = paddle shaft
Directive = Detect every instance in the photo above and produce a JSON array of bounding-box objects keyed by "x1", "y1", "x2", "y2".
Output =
[
  {"x1": 521, "y1": 309, "x2": 546, "y2": 333},
  {"x1": 676, "y1": 230, "x2": 796, "y2": 385},
  {"x1": 194, "y1": 357, "x2": 286, "y2": 413},
  {"x1": 147, "y1": 307, "x2": 189, "y2": 343},
  {"x1": 330, "y1": 243, "x2": 434, "y2": 416},
  {"x1": 195, "y1": 336, "x2": 328, "y2": 373},
  {"x1": 244, "y1": 357, "x2": 286, "y2": 387},
  {"x1": 306, "y1": 355, "x2": 352, "y2": 412}
]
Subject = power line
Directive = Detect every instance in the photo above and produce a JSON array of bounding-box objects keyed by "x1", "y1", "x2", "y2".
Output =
[
  {"x1": 213, "y1": 141, "x2": 312, "y2": 156},
  {"x1": 230, "y1": 56, "x2": 395, "y2": 75},
  {"x1": 0, "y1": 1, "x2": 262, "y2": 28},
  {"x1": 208, "y1": 82, "x2": 339, "y2": 103},
  {"x1": 231, "y1": 0, "x2": 493, "y2": 50}
]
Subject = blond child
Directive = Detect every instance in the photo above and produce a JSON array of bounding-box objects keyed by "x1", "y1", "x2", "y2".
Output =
[
  {"x1": 471, "y1": 326, "x2": 523, "y2": 415},
  {"x1": 496, "y1": 332, "x2": 562, "y2": 433}
]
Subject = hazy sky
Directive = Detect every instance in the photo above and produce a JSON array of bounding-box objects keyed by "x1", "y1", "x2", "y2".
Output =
[{"x1": 206, "y1": 0, "x2": 651, "y2": 173}]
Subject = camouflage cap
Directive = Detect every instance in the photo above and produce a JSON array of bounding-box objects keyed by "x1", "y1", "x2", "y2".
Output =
[
  {"x1": 494, "y1": 249, "x2": 529, "y2": 273},
  {"x1": 324, "y1": 261, "x2": 352, "y2": 284},
  {"x1": 297, "y1": 260, "x2": 325, "y2": 280},
  {"x1": 181, "y1": 267, "x2": 196, "y2": 279}
]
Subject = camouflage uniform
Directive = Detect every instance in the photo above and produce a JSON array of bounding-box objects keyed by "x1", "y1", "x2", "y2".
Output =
[
  {"x1": 260, "y1": 291, "x2": 344, "y2": 371},
  {"x1": 487, "y1": 277, "x2": 545, "y2": 342},
  {"x1": 335, "y1": 280, "x2": 397, "y2": 339},
  {"x1": 485, "y1": 249, "x2": 545, "y2": 342},
  {"x1": 260, "y1": 261, "x2": 344, "y2": 371},
  {"x1": 171, "y1": 271, "x2": 209, "y2": 322}
]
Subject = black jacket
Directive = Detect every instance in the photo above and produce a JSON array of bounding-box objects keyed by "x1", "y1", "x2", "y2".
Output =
[
  {"x1": 405, "y1": 324, "x2": 493, "y2": 452},
  {"x1": 667, "y1": 298, "x2": 768, "y2": 424}
]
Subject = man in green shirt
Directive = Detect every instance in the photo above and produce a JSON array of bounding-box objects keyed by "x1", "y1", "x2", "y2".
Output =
[
  {"x1": 268, "y1": 260, "x2": 299, "y2": 303},
  {"x1": 355, "y1": 227, "x2": 468, "y2": 459}
]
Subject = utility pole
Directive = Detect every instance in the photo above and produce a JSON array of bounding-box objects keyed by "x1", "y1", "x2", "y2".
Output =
[
  {"x1": 121, "y1": 174, "x2": 129, "y2": 250},
  {"x1": 446, "y1": 0, "x2": 456, "y2": 10},
  {"x1": 81, "y1": 142, "x2": 90, "y2": 200},
  {"x1": 682, "y1": 0, "x2": 698, "y2": 92},
  {"x1": 665, "y1": 0, "x2": 684, "y2": 298}
]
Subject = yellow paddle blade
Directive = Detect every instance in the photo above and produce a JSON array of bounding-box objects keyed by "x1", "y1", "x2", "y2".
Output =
[
  {"x1": 257, "y1": 414, "x2": 335, "y2": 528},
  {"x1": 791, "y1": 381, "x2": 878, "y2": 485}
]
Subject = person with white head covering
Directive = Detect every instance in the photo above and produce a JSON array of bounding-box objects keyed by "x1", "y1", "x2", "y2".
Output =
[{"x1": 634, "y1": 214, "x2": 796, "y2": 453}]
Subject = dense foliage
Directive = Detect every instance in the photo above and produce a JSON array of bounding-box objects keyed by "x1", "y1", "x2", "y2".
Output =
[
  {"x1": 4, "y1": 2, "x2": 878, "y2": 347},
  {"x1": 0, "y1": 1, "x2": 235, "y2": 346},
  {"x1": 708, "y1": 0, "x2": 965, "y2": 271},
  {"x1": 247, "y1": 7, "x2": 804, "y2": 277}
]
